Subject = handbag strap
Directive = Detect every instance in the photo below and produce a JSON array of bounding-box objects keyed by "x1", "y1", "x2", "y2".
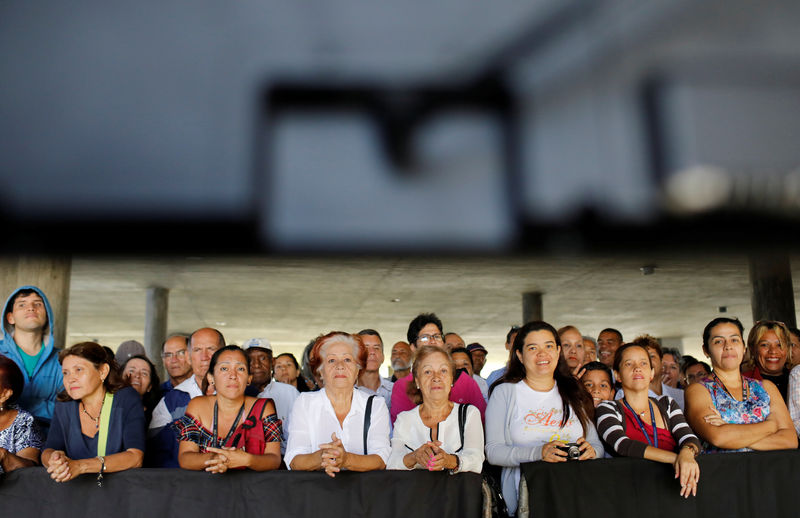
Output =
[
  {"x1": 97, "y1": 391, "x2": 115, "y2": 457},
  {"x1": 456, "y1": 403, "x2": 469, "y2": 453},
  {"x1": 363, "y1": 395, "x2": 375, "y2": 455}
]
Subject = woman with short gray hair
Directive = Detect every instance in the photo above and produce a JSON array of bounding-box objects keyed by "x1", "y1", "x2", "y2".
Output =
[{"x1": 284, "y1": 331, "x2": 390, "y2": 476}]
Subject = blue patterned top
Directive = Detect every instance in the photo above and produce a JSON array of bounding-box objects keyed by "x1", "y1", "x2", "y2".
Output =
[
  {"x1": 0, "y1": 406, "x2": 44, "y2": 474},
  {"x1": 699, "y1": 375, "x2": 770, "y2": 453}
]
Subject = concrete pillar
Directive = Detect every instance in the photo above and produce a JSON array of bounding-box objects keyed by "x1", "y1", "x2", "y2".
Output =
[
  {"x1": 749, "y1": 255, "x2": 797, "y2": 328},
  {"x1": 0, "y1": 256, "x2": 71, "y2": 349},
  {"x1": 145, "y1": 286, "x2": 169, "y2": 377},
  {"x1": 522, "y1": 291, "x2": 543, "y2": 324}
]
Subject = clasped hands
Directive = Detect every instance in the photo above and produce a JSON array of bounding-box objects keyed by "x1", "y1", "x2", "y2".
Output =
[
  {"x1": 318, "y1": 433, "x2": 349, "y2": 477},
  {"x1": 409, "y1": 440, "x2": 456, "y2": 471},
  {"x1": 204, "y1": 446, "x2": 250, "y2": 473},
  {"x1": 46, "y1": 450, "x2": 80, "y2": 482}
]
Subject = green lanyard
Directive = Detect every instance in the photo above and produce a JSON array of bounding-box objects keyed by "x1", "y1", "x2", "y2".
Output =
[{"x1": 96, "y1": 392, "x2": 115, "y2": 457}]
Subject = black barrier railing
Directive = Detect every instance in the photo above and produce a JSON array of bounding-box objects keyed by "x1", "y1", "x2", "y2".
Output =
[
  {"x1": 522, "y1": 449, "x2": 800, "y2": 518},
  {"x1": 0, "y1": 468, "x2": 482, "y2": 518}
]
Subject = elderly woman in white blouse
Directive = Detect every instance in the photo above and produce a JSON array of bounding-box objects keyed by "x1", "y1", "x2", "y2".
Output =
[
  {"x1": 387, "y1": 346, "x2": 483, "y2": 473},
  {"x1": 285, "y1": 331, "x2": 390, "y2": 477}
]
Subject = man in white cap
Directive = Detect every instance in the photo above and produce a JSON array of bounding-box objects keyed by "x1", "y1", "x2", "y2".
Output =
[
  {"x1": 243, "y1": 337, "x2": 275, "y2": 396},
  {"x1": 243, "y1": 338, "x2": 298, "y2": 452}
]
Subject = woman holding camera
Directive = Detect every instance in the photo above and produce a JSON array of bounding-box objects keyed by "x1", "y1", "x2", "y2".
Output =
[
  {"x1": 596, "y1": 343, "x2": 701, "y2": 498},
  {"x1": 486, "y1": 321, "x2": 602, "y2": 516}
]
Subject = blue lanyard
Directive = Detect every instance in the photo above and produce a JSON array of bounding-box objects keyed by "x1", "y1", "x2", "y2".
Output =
[{"x1": 622, "y1": 398, "x2": 658, "y2": 449}]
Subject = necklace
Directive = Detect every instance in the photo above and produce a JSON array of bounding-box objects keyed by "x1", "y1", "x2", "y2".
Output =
[
  {"x1": 712, "y1": 372, "x2": 748, "y2": 401},
  {"x1": 622, "y1": 397, "x2": 658, "y2": 448},
  {"x1": 81, "y1": 396, "x2": 105, "y2": 429}
]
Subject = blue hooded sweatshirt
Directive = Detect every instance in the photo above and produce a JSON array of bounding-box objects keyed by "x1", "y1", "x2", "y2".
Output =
[{"x1": 0, "y1": 285, "x2": 62, "y2": 424}]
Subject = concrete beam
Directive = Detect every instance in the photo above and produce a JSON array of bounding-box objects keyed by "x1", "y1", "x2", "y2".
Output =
[
  {"x1": 522, "y1": 291, "x2": 543, "y2": 324},
  {"x1": 749, "y1": 255, "x2": 797, "y2": 328},
  {"x1": 145, "y1": 286, "x2": 169, "y2": 377}
]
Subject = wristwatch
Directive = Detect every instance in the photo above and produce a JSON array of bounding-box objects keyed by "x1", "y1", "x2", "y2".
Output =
[{"x1": 448, "y1": 454, "x2": 461, "y2": 475}]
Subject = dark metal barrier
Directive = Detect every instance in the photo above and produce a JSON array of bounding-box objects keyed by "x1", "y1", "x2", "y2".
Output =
[
  {"x1": 522, "y1": 449, "x2": 799, "y2": 518},
  {"x1": 0, "y1": 468, "x2": 482, "y2": 518}
]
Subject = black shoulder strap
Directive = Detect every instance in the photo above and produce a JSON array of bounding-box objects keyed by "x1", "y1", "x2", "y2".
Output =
[
  {"x1": 456, "y1": 403, "x2": 469, "y2": 452},
  {"x1": 363, "y1": 395, "x2": 375, "y2": 455}
]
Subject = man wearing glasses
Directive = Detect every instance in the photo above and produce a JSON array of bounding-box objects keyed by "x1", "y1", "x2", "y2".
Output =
[
  {"x1": 389, "y1": 313, "x2": 486, "y2": 424},
  {"x1": 159, "y1": 334, "x2": 193, "y2": 395}
]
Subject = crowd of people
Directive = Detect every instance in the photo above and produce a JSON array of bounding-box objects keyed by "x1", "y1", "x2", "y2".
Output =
[{"x1": 1, "y1": 284, "x2": 800, "y2": 516}]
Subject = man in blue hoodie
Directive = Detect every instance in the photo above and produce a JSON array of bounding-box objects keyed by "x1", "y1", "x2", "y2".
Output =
[{"x1": 0, "y1": 286, "x2": 62, "y2": 431}]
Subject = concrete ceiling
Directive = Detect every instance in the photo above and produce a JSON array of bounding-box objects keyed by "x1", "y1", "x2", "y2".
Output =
[{"x1": 64, "y1": 253, "x2": 796, "y2": 372}]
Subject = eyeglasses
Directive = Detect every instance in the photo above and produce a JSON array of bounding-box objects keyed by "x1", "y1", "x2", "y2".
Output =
[
  {"x1": 161, "y1": 349, "x2": 187, "y2": 360},
  {"x1": 418, "y1": 334, "x2": 444, "y2": 344}
]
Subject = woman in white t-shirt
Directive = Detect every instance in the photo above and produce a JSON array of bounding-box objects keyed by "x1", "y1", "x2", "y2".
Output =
[{"x1": 486, "y1": 321, "x2": 604, "y2": 515}]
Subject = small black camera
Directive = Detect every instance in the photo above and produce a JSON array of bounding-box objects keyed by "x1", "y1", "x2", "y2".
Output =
[{"x1": 557, "y1": 443, "x2": 582, "y2": 460}]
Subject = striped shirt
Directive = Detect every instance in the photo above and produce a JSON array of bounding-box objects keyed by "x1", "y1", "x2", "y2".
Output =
[{"x1": 596, "y1": 395, "x2": 700, "y2": 458}]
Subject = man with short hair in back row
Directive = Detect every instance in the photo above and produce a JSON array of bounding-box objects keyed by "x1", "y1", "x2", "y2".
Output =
[
  {"x1": 160, "y1": 334, "x2": 193, "y2": 395},
  {"x1": 147, "y1": 327, "x2": 225, "y2": 467},
  {"x1": 389, "y1": 313, "x2": 486, "y2": 424},
  {"x1": 597, "y1": 328, "x2": 624, "y2": 368},
  {"x1": 444, "y1": 332, "x2": 465, "y2": 351},
  {"x1": 390, "y1": 341, "x2": 412, "y2": 381},
  {"x1": 355, "y1": 329, "x2": 394, "y2": 413}
]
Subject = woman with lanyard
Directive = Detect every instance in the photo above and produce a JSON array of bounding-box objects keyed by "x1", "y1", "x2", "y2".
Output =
[
  {"x1": 595, "y1": 343, "x2": 701, "y2": 497},
  {"x1": 42, "y1": 342, "x2": 145, "y2": 484},
  {"x1": 685, "y1": 318, "x2": 797, "y2": 453},
  {"x1": 176, "y1": 346, "x2": 282, "y2": 472}
]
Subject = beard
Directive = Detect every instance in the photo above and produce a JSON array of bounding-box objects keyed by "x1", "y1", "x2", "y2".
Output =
[{"x1": 391, "y1": 359, "x2": 411, "y2": 371}]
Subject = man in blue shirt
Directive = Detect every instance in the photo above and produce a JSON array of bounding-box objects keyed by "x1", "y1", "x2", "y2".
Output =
[{"x1": 0, "y1": 286, "x2": 62, "y2": 432}]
